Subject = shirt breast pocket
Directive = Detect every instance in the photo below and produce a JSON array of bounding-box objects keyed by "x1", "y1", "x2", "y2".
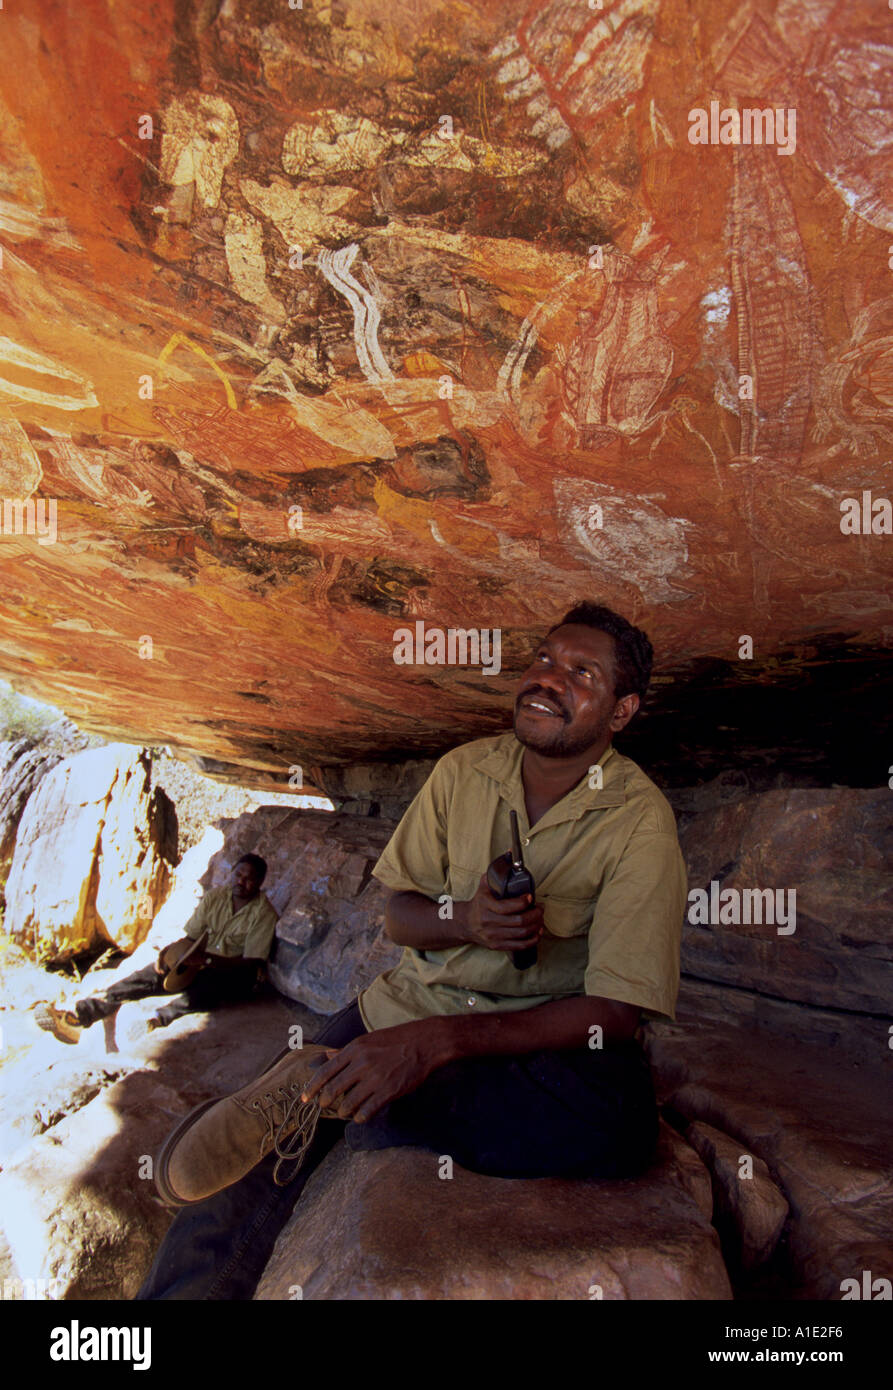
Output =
[{"x1": 542, "y1": 894, "x2": 593, "y2": 939}]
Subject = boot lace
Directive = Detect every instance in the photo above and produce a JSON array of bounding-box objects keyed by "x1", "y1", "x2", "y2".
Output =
[{"x1": 250, "y1": 1083, "x2": 323, "y2": 1186}]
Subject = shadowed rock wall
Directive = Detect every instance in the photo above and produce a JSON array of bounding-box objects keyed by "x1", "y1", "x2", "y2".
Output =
[{"x1": 203, "y1": 786, "x2": 892, "y2": 1031}]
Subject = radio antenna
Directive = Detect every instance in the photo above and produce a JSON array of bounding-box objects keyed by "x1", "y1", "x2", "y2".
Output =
[{"x1": 509, "y1": 809, "x2": 524, "y2": 869}]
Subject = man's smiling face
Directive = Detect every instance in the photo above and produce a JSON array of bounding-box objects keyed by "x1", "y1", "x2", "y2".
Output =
[{"x1": 513, "y1": 624, "x2": 637, "y2": 758}]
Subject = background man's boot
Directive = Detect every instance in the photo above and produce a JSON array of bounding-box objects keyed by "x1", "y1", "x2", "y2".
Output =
[{"x1": 34, "y1": 1002, "x2": 83, "y2": 1045}]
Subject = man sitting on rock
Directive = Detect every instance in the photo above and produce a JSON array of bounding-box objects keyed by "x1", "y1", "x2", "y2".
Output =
[
  {"x1": 139, "y1": 602, "x2": 686, "y2": 1300},
  {"x1": 36, "y1": 854, "x2": 277, "y2": 1043}
]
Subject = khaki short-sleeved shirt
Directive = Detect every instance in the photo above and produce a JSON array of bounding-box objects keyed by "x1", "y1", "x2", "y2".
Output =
[
  {"x1": 184, "y1": 885, "x2": 278, "y2": 960},
  {"x1": 358, "y1": 733, "x2": 686, "y2": 1031}
]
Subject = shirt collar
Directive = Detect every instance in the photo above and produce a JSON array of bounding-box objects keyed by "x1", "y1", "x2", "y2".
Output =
[
  {"x1": 223, "y1": 887, "x2": 263, "y2": 917},
  {"x1": 473, "y1": 732, "x2": 626, "y2": 829}
]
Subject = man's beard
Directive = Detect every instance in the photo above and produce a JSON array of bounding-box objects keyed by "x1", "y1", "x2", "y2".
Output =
[{"x1": 513, "y1": 703, "x2": 612, "y2": 758}]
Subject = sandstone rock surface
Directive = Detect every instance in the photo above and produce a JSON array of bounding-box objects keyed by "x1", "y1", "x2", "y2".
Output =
[
  {"x1": 646, "y1": 1015, "x2": 893, "y2": 1299},
  {"x1": 0, "y1": 1054, "x2": 127, "y2": 1168},
  {"x1": 4, "y1": 745, "x2": 177, "y2": 960},
  {"x1": 255, "y1": 1122, "x2": 731, "y2": 1300},
  {"x1": 0, "y1": 738, "x2": 63, "y2": 884},
  {"x1": 310, "y1": 758, "x2": 435, "y2": 820},
  {"x1": 686, "y1": 1119, "x2": 789, "y2": 1272},
  {"x1": 677, "y1": 788, "x2": 893, "y2": 1014},
  {"x1": 0, "y1": 1071, "x2": 185, "y2": 1299},
  {"x1": 0, "y1": 1, "x2": 888, "y2": 783},
  {"x1": 674, "y1": 977, "x2": 883, "y2": 1069}
]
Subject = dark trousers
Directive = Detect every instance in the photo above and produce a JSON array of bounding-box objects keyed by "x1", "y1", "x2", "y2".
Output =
[
  {"x1": 136, "y1": 999, "x2": 659, "y2": 1301},
  {"x1": 75, "y1": 961, "x2": 258, "y2": 1026}
]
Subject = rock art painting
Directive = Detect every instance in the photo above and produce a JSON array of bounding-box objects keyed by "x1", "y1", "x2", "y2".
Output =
[
  {"x1": 0, "y1": 0, "x2": 887, "y2": 776},
  {"x1": 561, "y1": 260, "x2": 675, "y2": 449},
  {"x1": 159, "y1": 93, "x2": 240, "y2": 222},
  {"x1": 492, "y1": 0, "x2": 657, "y2": 150}
]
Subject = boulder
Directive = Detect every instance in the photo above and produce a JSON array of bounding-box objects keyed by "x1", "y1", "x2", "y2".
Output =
[
  {"x1": 255, "y1": 1121, "x2": 732, "y2": 1300},
  {"x1": 0, "y1": 823, "x2": 228, "y2": 1160},
  {"x1": 201, "y1": 806, "x2": 401, "y2": 1014},
  {"x1": 645, "y1": 1014, "x2": 893, "y2": 1299},
  {"x1": 0, "y1": 1070, "x2": 189, "y2": 1298},
  {"x1": 57, "y1": 825, "x2": 228, "y2": 989},
  {"x1": 677, "y1": 788, "x2": 893, "y2": 1014},
  {"x1": 93, "y1": 753, "x2": 178, "y2": 947},
  {"x1": 0, "y1": 719, "x2": 100, "y2": 887},
  {"x1": 0, "y1": 739, "x2": 63, "y2": 886},
  {"x1": 4, "y1": 745, "x2": 178, "y2": 961}
]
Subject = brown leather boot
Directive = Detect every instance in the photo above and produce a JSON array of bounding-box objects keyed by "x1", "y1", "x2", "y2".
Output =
[
  {"x1": 34, "y1": 1001, "x2": 83, "y2": 1044},
  {"x1": 154, "y1": 1043, "x2": 340, "y2": 1206}
]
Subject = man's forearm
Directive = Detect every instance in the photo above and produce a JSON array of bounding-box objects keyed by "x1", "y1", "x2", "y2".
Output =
[
  {"x1": 384, "y1": 889, "x2": 470, "y2": 950},
  {"x1": 420, "y1": 994, "x2": 641, "y2": 1065}
]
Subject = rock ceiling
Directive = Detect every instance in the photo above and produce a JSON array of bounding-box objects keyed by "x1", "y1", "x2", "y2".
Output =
[{"x1": 0, "y1": 0, "x2": 890, "y2": 786}]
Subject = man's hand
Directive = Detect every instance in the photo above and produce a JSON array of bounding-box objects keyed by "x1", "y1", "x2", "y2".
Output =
[
  {"x1": 154, "y1": 936, "x2": 205, "y2": 976},
  {"x1": 457, "y1": 873, "x2": 545, "y2": 954},
  {"x1": 300, "y1": 1020, "x2": 449, "y2": 1124}
]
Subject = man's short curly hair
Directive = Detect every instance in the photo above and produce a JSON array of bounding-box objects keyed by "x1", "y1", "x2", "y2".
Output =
[
  {"x1": 236, "y1": 852, "x2": 267, "y2": 884},
  {"x1": 547, "y1": 602, "x2": 654, "y2": 702}
]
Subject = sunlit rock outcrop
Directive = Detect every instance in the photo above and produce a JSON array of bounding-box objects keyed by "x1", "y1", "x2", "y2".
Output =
[{"x1": 4, "y1": 746, "x2": 177, "y2": 960}]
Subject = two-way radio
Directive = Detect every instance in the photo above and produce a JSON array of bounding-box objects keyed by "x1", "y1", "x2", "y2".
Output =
[{"x1": 486, "y1": 809, "x2": 538, "y2": 970}]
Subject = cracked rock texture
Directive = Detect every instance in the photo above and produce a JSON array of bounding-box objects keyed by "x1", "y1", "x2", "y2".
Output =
[
  {"x1": 685, "y1": 1119, "x2": 789, "y2": 1272},
  {"x1": 647, "y1": 1015, "x2": 893, "y2": 1300}
]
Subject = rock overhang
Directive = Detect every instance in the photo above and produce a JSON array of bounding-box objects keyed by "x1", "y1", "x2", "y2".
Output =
[{"x1": 0, "y1": 0, "x2": 889, "y2": 788}]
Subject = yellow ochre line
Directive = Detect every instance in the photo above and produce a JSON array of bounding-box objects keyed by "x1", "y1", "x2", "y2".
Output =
[
  {"x1": 157, "y1": 332, "x2": 238, "y2": 410},
  {"x1": 478, "y1": 78, "x2": 492, "y2": 148}
]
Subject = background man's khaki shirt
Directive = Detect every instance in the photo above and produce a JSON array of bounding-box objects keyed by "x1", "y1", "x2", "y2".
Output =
[
  {"x1": 359, "y1": 733, "x2": 686, "y2": 1031},
  {"x1": 184, "y1": 885, "x2": 278, "y2": 959}
]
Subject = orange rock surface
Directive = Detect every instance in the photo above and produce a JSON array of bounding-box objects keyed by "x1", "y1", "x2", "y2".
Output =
[{"x1": 0, "y1": 0, "x2": 889, "y2": 782}]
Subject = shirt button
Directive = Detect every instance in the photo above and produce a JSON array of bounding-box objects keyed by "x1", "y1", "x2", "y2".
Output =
[
  {"x1": 524, "y1": 838, "x2": 530, "y2": 846},
  {"x1": 466, "y1": 995, "x2": 477, "y2": 1007}
]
